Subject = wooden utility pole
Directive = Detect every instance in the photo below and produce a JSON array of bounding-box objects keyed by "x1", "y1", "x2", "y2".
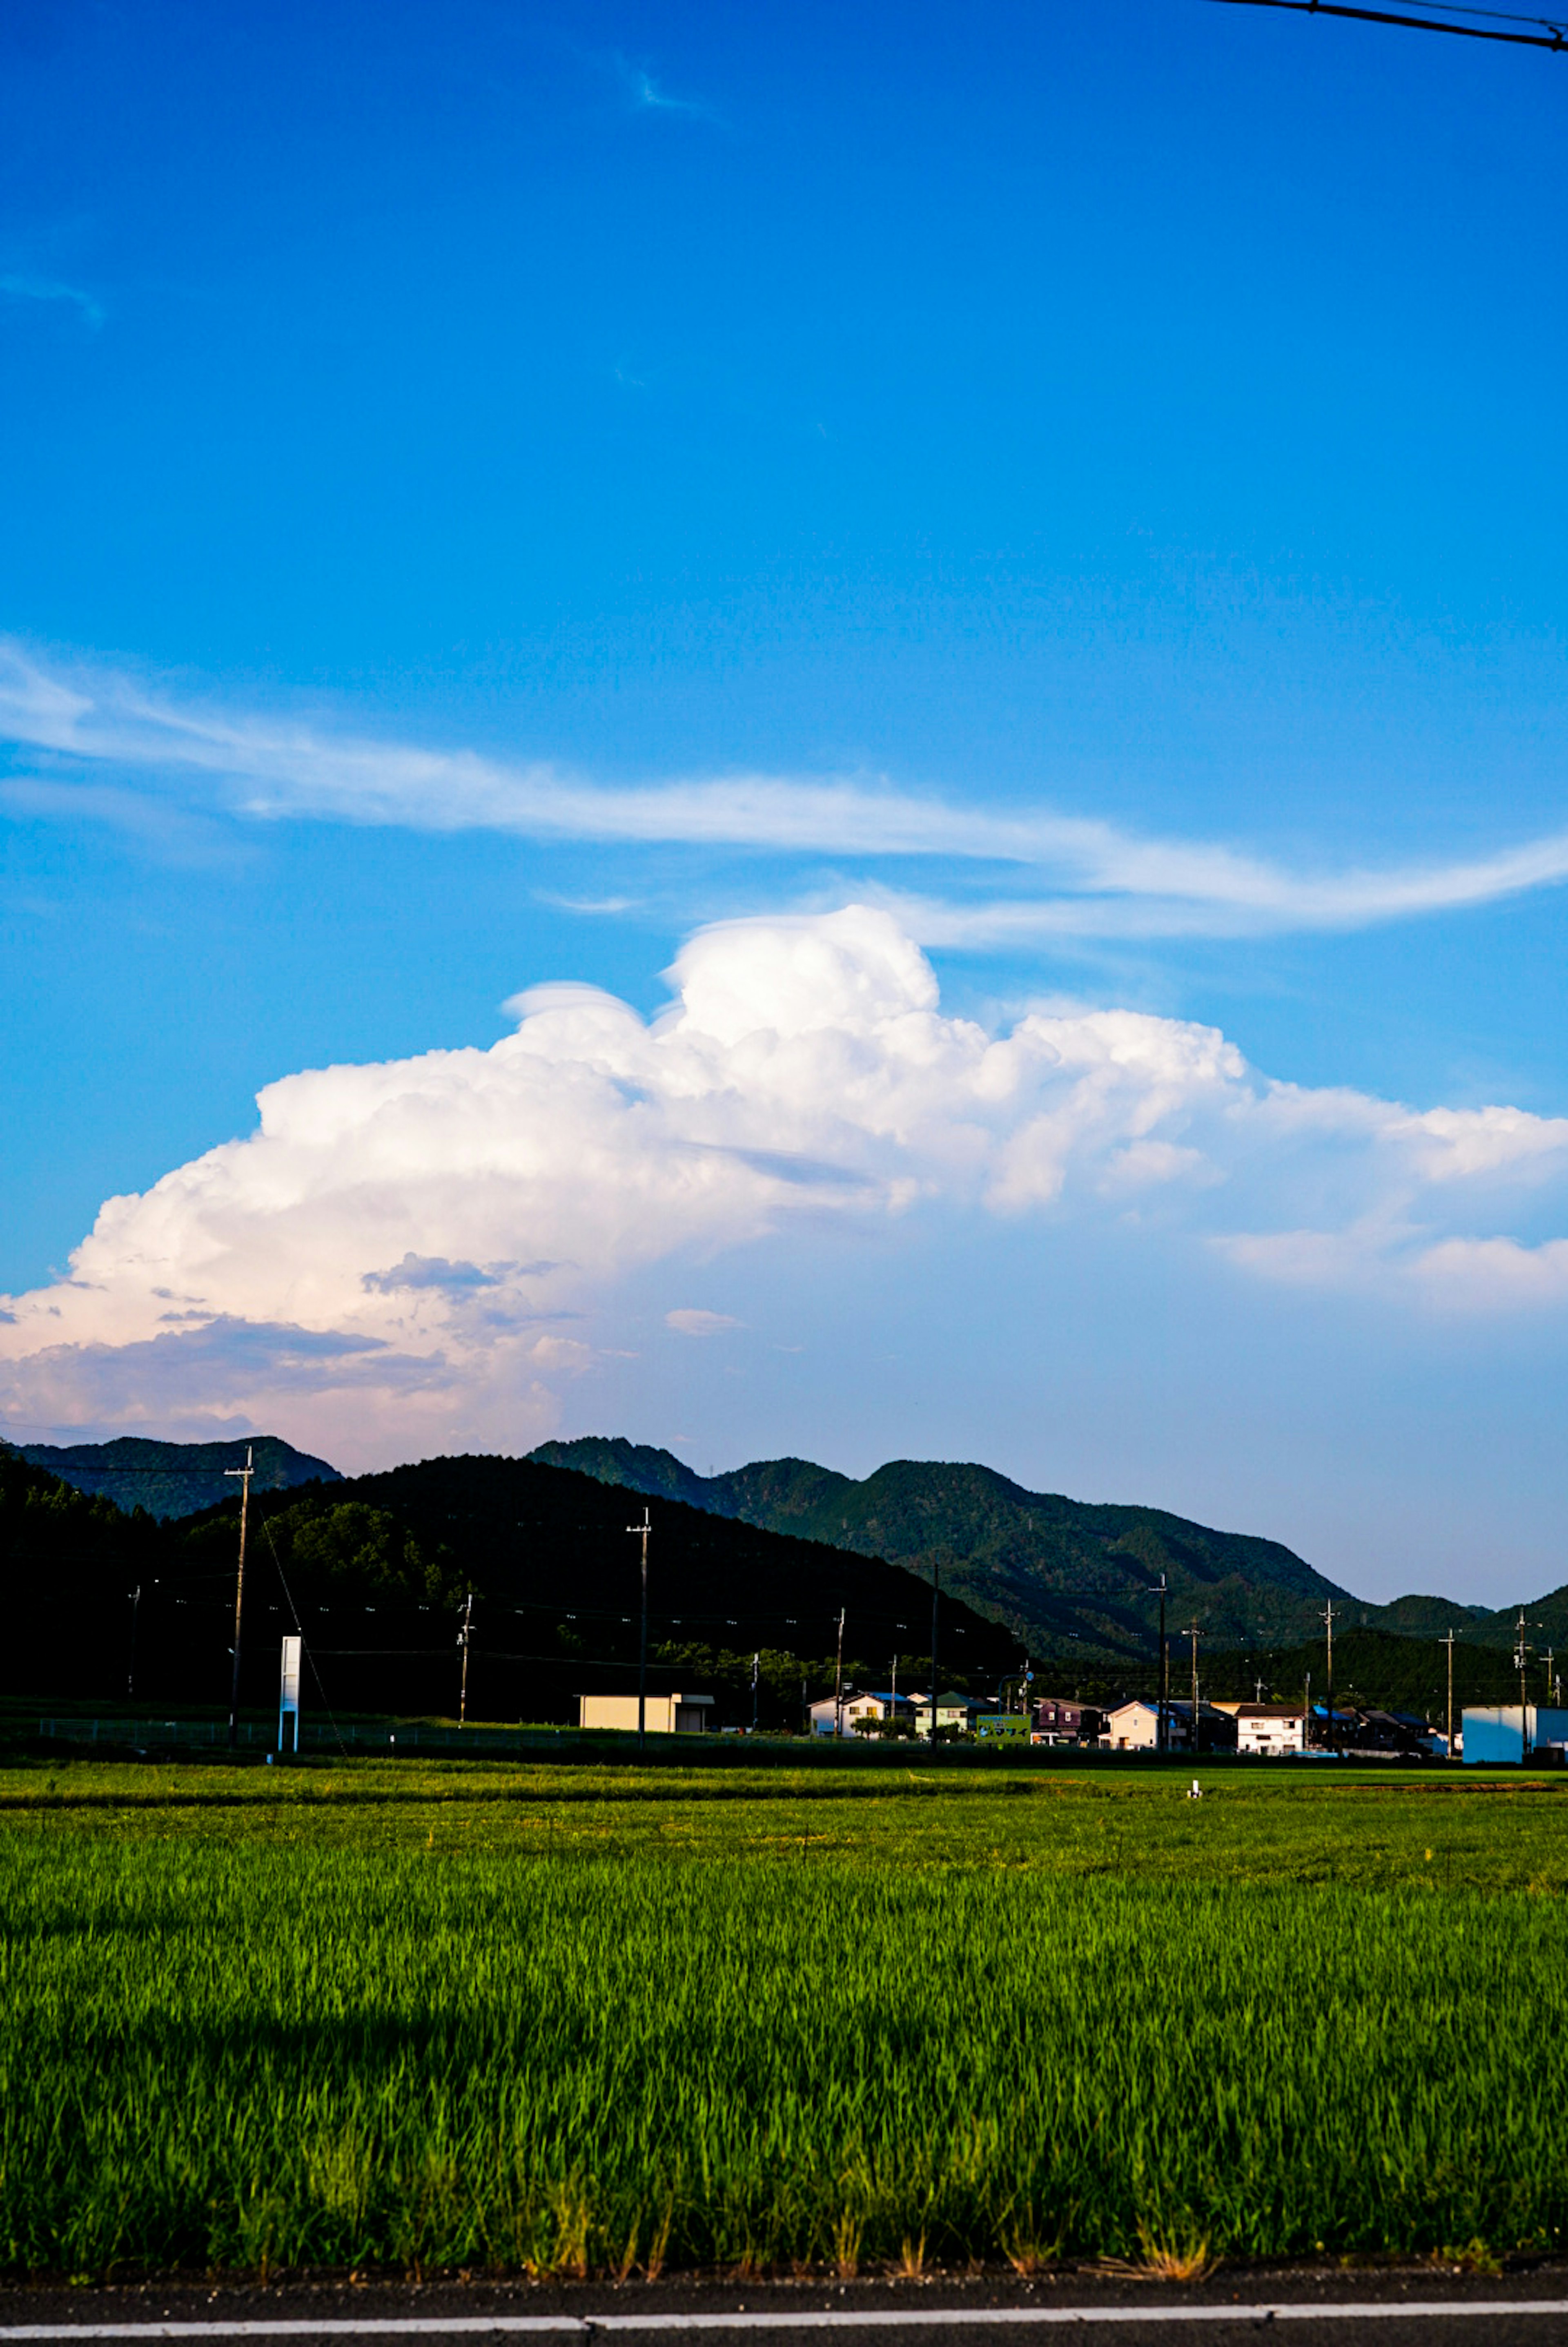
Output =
[
  {"x1": 127, "y1": 1583, "x2": 141, "y2": 1702},
  {"x1": 1321, "y1": 1600, "x2": 1336, "y2": 1759},
  {"x1": 929, "y1": 1557, "x2": 941, "y2": 1748},
  {"x1": 833, "y1": 1606, "x2": 846, "y2": 1738},
  {"x1": 1440, "y1": 1629, "x2": 1458, "y2": 1763},
  {"x1": 628, "y1": 1507, "x2": 651, "y2": 1754},
  {"x1": 1156, "y1": 1575, "x2": 1167, "y2": 1755},
  {"x1": 224, "y1": 1446, "x2": 254, "y2": 1751},
  {"x1": 751, "y1": 1651, "x2": 760, "y2": 1736},
  {"x1": 1185, "y1": 1624, "x2": 1203, "y2": 1756},
  {"x1": 458, "y1": 1589, "x2": 474, "y2": 1727},
  {"x1": 1515, "y1": 1611, "x2": 1532, "y2": 1761}
]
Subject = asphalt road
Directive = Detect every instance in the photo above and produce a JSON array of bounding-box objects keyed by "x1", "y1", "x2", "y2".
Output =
[{"x1": 4, "y1": 2273, "x2": 1568, "y2": 2347}]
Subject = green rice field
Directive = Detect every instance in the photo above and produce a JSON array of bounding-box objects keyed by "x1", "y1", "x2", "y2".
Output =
[{"x1": 2, "y1": 1757, "x2": 1566, "y2": 2279}]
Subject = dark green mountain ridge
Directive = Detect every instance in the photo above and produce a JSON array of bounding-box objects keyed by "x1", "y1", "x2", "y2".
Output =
[
  {"x1": 10, "y1": 1433, "x2": 1553, "y2": 1701},
  {"x1": 20, "y1": 1435, "x2": 339, "y2": 1522},
  {"x1": 0, "y1": 1445, "x2": 1015, "y2": 1720},
  {"x1": 530, "y1": 1435, "x2": 1530, "y2": 1662}
]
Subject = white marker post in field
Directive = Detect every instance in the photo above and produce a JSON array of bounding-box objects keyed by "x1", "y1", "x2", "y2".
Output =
[{"x1": 278, "y1": 1635, "x2": 302, "y2": 1757}]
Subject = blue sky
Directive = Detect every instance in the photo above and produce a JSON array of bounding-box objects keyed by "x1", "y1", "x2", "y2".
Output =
[{"x1": 5, "y1": 0, "x2": 1568, "y2": 1602}]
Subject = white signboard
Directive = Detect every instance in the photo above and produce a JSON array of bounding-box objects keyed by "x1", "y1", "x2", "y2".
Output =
[{"x1": 278, "y1": 1635, "x2": 302, "y2": 1754}]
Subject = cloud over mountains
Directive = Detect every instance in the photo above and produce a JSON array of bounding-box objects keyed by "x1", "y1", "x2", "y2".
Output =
[{"x1": 4, "y1": 906, "x2": 1568, "y2": 1463}]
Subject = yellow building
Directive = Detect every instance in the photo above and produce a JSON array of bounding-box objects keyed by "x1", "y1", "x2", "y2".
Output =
[{"x1": 577, "y1": 1691, "x2": 714, "y2": 1735}]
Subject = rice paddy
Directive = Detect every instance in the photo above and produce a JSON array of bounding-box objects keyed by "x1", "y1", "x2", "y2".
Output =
[{"x1": 2, "y1": 1757, "x2": 1565, "y2": 2279}]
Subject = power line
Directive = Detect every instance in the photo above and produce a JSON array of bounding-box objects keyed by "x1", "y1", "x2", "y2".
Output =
[{"x1": 1207, "y1": 0, "x2": 1568, "y2": 49}]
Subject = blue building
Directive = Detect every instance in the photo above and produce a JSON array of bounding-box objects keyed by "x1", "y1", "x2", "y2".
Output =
[{"x1": 1461, "y1": 1706, "x2": 1568, "y2": 1765}]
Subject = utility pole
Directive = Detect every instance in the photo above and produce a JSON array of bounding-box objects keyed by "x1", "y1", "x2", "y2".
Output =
[
  {"x1": 751, "y1": 1651, "x2": 760, "y2": 1736},
  {"x1": 1321, "y1": 1600, "x2": 1336, "y2": 1760},
  {"x1": 930, "y1": 1556, "x2": 941, "y2": 1748},
  {"x1": 628, "y1": 1507, "x2": 651, "y2": 1754},
  {"x1": 1255, "y1": 1674, "x2": 1266, "y2": 1703},
  {"x1": 458, "y1": 1589, "x2": 474, "y2": 1727},
  {"x1": 224, "y1": 1445, "x2": 254, "y2": 1751},
  {"x1": 891, "y1": 1651, "x2": 898, "y2": 1736},
  {"x1": 833, "y1": 1607, "x2": 846, "y2": 1738},
  {"x1": 1156, "y1": 1575, "x2": 1167, "y2": 1755},
  {"x1": 1303, "y1": 1670, "x2": 1311, "y2": 1754},
  {"x1": 1185, "y1": 1624, "x2": 1203, "y2": 1756},
  {"x1": 1515, "y1": 1610, "x2": 1532, "y2": 1762},
  {"x1": 127, "y1": 1583, "x2": 141, "y2": 1702},
  {"x1": 1544, "y1": 1647, "x2": 1556, "y2": 1714},
  {"x1": 1440, "y1": 1630, "x2": 1457, "y2": 1763}
]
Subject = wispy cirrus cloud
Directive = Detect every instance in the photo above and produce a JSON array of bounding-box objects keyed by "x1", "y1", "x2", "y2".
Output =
[
  {"x1": 0, "y1": 274, "x2": 102, "y2": 326},
  {"x1": 666, "y1": 1308, "x2": 744, "y2": 1337},
  {"x1": 5, "y1": 640, "x2": 1568, "y2": 943},
  {"x1": 613, "y1": 54, "x2": 717, "y2": 120}
]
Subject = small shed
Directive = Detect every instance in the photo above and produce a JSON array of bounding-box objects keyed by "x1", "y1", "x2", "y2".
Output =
[{"x1": 578, "y1": 1691, "x2": 714, "y2": 1735}]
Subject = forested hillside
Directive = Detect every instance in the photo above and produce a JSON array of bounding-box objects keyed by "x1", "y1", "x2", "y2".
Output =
[
  {"x1": 532, "y1": 1437, "x2": 1354, "y2": 1658},
  {"x1": 18, "y1": 1435, "x2": 339, "y2": 1521},
  {"x1": 532, "y1": 1435, "x2": 1550, "y2": 1665},
  {"x1": 0, "y1": 1448, "x2": 1016, "y2": 1723}
]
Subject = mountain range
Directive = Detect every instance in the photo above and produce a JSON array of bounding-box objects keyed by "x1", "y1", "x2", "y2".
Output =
[
  {"x1": 530, "y1": 1437, "x2": 1539, "y2": 1662},
  {"x1": 19, "y1": 1435, "x2": 339, "y2": 1522},
  {"x1": 18, "y1": 1430, "x2": 1559, "y2": 1674},
  {"x1": 0, "y1": 1444, "x2": 1016, "y2": 1721}
]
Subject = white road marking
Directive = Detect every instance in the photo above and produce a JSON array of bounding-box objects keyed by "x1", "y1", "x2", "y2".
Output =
[{"x1": 1, "y1": 2308, "x2": 1566, "y2": 2337}]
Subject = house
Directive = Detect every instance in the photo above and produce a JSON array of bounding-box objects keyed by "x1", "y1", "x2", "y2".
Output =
[
  {"x1": 1305, "y1": 1702, "x2": 1363, "y2": 1751},
  {"x1": 1353, "y1": 1709, "x2": 1429, "y2": 1756},
  {"x1": 1462, "y1": 1705, "x2": 1568, "y2": 1765},
  {"x1": 913, "y1": 1690, "x2": 982, "y2": 1739},
  {"x1": 1303, "y1": 1704, "x2": 1427, "y2": 1758},
  {"x1": 1104, "y1": 1698, "x2": 1186, "y2": 1751},
  {"x1": 850, "y1": 1691, "x2": 916, "y2": 1735},
  {"x1": 1031, "y1": 1697, "x2": 1106, "y2": 1746},
  {"x1": 1232, "y1": 1704, "x2": 1306, "y2": 1756},
  {"x1": 1102, "y1": 1698, "x2": 1236, "y2": 1753},
  {"x1": 578, "y1": 1691, "x2": 714, "y2": 1735},
  {"x1": 809, "y1": 1690, "x2": 914, "y2": 1737}
]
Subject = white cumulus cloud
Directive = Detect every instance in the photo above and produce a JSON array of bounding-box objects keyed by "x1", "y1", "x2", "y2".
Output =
[{"x1": 4, "y1": 904, "x2": 1568, "y2": 1464}]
